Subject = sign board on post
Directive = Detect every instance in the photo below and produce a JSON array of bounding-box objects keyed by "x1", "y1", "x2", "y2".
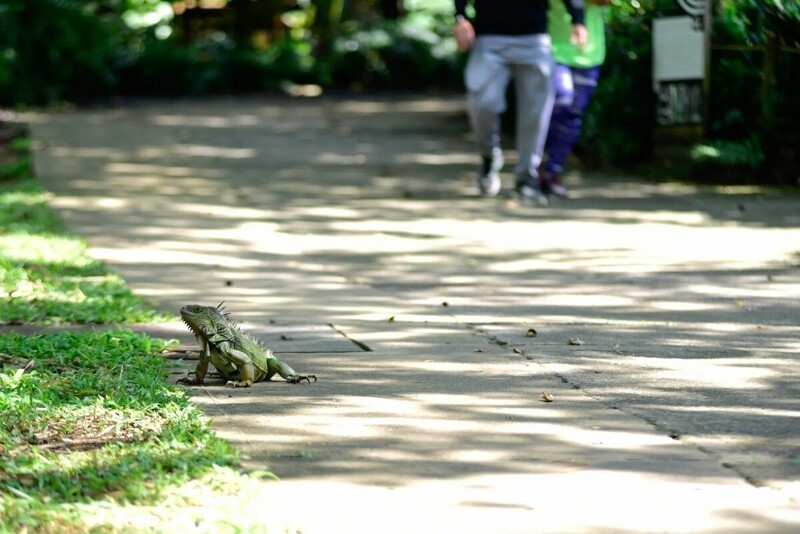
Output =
[{"x1": 653, "y1": 1, "x2": 709, "y2": 127}]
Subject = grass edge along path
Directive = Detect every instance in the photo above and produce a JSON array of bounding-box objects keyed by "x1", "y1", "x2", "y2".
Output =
[
  {"x1": 1, "y1": 141, "x2": 275, "y2": 532},
  {"x1": 0, "y1": 329, "x2": 274, "y2": 533},
  {"x1": 0, "y1": 174, "x2": 171, "y2": 326}
]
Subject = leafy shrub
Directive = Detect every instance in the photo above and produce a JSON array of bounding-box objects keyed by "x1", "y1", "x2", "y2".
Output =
[
  {"x1": 328, "y1": 21, "x2": 461, "y2": 90},
  {"x1": 578, "y1": 0, "x2": 656, "y2": 167},
  {"x1": 0, "y1": 0, "x2": 120, "y2": 105},
  {"x1": 692, "y1": 135, "x2": 765, "y2": 167},
  {"x1": 581, "y1": 0, "x2": 798, "y2": 183},
  {"x1": 705, "y1": 0, "x2": 800, "y2": 183}
]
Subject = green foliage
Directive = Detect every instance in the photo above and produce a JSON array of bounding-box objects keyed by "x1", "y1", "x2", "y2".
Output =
[
  {"x1": 707, "y1": 0, "x2": 800, "y2": 183},
  {"x1": 325, "y1": 0, "x2": 461, "y2": 90},
  {"x1": 1, "y1": 0, "x2": 797, "y2": 183},
  {"x1": 328, "y1": 19, "x2": 461, "y2": 90},
  {"x1": 117, "y1": 31, "x2": 236, "y2": 96},
  {"x1": 0, "y1": 329, "x2": 241, "y2": 530},
  {"x1": 692, "y1": 135, "x2": 765, "y2": 168},
  {"x1": 0, "y1": 177, "x2": 171, "y2": 324},
  {"x1": 580, "y1": 0, "x2": 799, "y2": 182},
  {"x1": 578, "y1": 0, "x2": 656, "y2": 167},
  {"x1": 0, "y1": 0, "x2": 121, "y2": 105},
  {"x1": 0, "y1": 135, "x2": 32, "y2": 180},
  {"x1": 0, "y1": 0, "x2": 466, "y2": 103}
]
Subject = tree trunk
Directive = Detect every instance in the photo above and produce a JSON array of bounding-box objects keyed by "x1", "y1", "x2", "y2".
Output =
[{"x1": 379, "y1": 0, "x2": 403, "y2": 20}]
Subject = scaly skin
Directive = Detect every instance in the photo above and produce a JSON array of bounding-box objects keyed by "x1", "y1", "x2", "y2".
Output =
[{"x1": 177, "y1": 303, "x2": 316, "y2": 388}]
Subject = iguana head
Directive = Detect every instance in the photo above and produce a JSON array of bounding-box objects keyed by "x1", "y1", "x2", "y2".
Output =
[{"x1": 180, "y1": 303, "x2": 230, "y2": 338}]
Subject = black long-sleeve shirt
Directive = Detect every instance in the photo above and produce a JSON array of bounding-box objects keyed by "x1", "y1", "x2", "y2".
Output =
[{"x1": 455, "y1": 0, "x2": 584, "y2": 36}]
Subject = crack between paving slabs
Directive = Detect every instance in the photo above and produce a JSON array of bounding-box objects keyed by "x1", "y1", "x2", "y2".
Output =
[
  {"x1": 462, "y1": 322, "x2": 771, "y2": 490},
  {"x1": 327, "y1": 323, "x2": 372, "y2": 352}
]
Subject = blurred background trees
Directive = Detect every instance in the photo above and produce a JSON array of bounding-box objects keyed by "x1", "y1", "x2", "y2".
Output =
[{"x1": 0, "y1": 0, "x2": 797, "y2": 183}]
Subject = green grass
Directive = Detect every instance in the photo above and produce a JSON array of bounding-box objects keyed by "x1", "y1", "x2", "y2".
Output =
[
  {"x1": 0, "y1": 138, "x2": 33, "y2": 180},
  {"x1": 0, "y1": 330, "x2": 265, "y2": 532},
  {"x1": 0, "y1": 138, "x2": 276, "y2": 532},
  {"x1": 0, "y1": 176, "x2": 171, "y2": 325}
]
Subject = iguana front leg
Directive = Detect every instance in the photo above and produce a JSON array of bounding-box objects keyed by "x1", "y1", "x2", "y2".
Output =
[
  {"x1": 177, "y1": 339, "x2": 211, "y2": 385},
  {"x1": 267, "y1": 357, "x2": 317, "y2": 384},
  {"x1": 223, "y1": 346, "x2": 257, "y2": 388}
]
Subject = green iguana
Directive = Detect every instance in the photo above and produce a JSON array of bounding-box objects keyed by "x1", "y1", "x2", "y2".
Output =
[{"x1": 177, "y1": 303, "x2": 316, "y2": 388}]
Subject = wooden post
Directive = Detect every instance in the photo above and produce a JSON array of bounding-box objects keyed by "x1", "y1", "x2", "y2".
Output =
[
  {"x1": 702, "y1": 0, "x2": 713, "y2": 138},
  {"x1": 761, "y1": 31, "x2": 778, "y2": 127},
  {"x1": 380, "y1": 0, "x2": 403, "y2": 20}
]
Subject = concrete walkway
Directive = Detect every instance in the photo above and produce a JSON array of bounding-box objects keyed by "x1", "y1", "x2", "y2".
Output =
[{"x1": 27, "y1": 95, "x2": 800, "y2": 532}]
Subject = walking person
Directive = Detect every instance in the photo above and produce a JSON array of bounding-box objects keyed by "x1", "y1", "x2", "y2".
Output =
[
  {"x1": 454, "y1": 0, "x2": 587, "y2": 205},
  {"x1": 541, "y1": 0, "x2": 609, "y2": 198}
]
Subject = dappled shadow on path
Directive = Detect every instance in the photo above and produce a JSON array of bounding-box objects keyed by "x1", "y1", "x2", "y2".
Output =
[{"x1": 27, "y1": 96, "x2": 800, "y2": 520}]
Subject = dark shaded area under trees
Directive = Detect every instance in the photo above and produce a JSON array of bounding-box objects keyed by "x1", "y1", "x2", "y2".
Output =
[{"x1": 0, "y1": 0, "x2": 798, "y2": 184}]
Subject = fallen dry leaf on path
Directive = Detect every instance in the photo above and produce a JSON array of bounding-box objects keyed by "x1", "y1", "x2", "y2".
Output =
[{"x1": 540, "y1": 392, "x2": 554, "y2": 402}]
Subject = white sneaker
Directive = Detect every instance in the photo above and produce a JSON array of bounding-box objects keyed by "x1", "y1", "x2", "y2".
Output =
[{"x1": 476, "y1": 149, "x2": 503, "y2": 197}]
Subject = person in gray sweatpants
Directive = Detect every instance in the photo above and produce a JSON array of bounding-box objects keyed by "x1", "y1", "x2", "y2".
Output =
[{"x1": 454, "y1": 0, "x2": 587, "y2": 204}]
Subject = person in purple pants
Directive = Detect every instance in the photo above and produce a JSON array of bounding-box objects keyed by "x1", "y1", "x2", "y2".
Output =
[
  {"x1": 454, "y1": 0, "x2": 587, "y2": 205},
  {"x1": 541, "y1": 0, "x2": 608, "y2": 199}
]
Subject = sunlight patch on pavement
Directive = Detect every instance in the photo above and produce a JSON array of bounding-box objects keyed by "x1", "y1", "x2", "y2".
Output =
[
  {"x1": 334, "y1": 99, "x2": 465, "y2": 114},
  {"x1": 649, "y1": 300, "x2": 719, "y2": 311},
  {"x1": 670, "y1": 405, "x2": 800, "y2": 418},
  {"x1": 208, "y1": 393, "x2": 677, "y2": 452},
  {"x1": 393, "y1": 153, "x2": 476, "y2": 165},
  {"x1": 528, "y1": 294, "x2": 635, "y2": 307},
  {"x1": 49, "y1": 196, "x2": 127, "y2": 210},
  {"x1": 76, "y1": 469, "x2": 800, "y2": 533},
  {"x1": 637, "y1": 357, "x2": 777, "y2": 389},
  {"x1": 106, "y1": 162, "x2": 211, "y2": 176},
  {"x1": 174, "y1": 203, "x2": 277, "y2": 219},
  {"x1": 172, "y1": 144, "x2": 256, "y2": 159},
  {"x1": 216, "y1": 473, "x2": 800, "y2": 534},
  {"x1": 89, "y1": 246, "x2": 261, "y2": 267},
  {"x1": 689, "y1": 281, "x2": 800, "y2": 299},
  {"x1": 316, "y1": 153, "x2": 368, "y2": 164},
  {"x1": 298, "y1": 206, "x2": 363, "y2": 219},
  {"x1": 47, "y1": 146, "x2": 128, "y2": 159},
  {"x1": 571, "y1": 208, "x2": 709, "y2": 225},
  {"x1": 151, "y1": 114, "x2": 261, "y2": 128}
]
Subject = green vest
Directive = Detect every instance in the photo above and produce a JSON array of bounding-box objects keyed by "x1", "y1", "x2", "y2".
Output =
[{"x1": 549, "y1": 0, "x2": 606, "y2": 68}]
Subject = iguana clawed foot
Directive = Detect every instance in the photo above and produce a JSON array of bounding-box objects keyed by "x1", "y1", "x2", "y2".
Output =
[
  {"x1": 177, "y1": 376, "x2": 203, "y2": 386},
  {"x1": 226, "y1": 379, "x2": 253, "y2": 388},
  {"x1": 287, "y1": 374, "x2": 317, "y2": 384},
  {"x1": 224, "y1": 376, "x2": 316, "y2": 386}
]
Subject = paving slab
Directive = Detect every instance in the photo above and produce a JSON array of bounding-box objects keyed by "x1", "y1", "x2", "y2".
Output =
[
  {"x1": 0, "y1": 321, "x2": 364, "y2": 353},
  {"x1": 25, "y1": 95, "x2": 800, "y2": 532}
]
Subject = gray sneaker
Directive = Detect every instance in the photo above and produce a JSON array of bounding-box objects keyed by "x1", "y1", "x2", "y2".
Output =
[
  {"x1": 514, "y1": 175, "x2": 548, "y2": 206},
  {"x1": 476, "y1": 149, "x2": 503, "y2": 197}
]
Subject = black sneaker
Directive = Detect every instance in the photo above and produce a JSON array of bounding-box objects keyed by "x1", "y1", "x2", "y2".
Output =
[
  {"x1": 476, "y1": 150, "x2": 503, "y2": 197},
  {"x1": 540, "y1": 171, "x2": 570, "y2": 198},
  {"x1": 514, "y1": 176, "x2": 548, "y2": 206}
]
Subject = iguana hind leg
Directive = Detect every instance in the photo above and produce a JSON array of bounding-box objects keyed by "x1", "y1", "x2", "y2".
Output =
[
  {"x1": 286, "y1": 374, "x2": 317, "y2": 384},
  {"x1": 268, "y1": 358, "x2": 317, "y2": 384}
]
